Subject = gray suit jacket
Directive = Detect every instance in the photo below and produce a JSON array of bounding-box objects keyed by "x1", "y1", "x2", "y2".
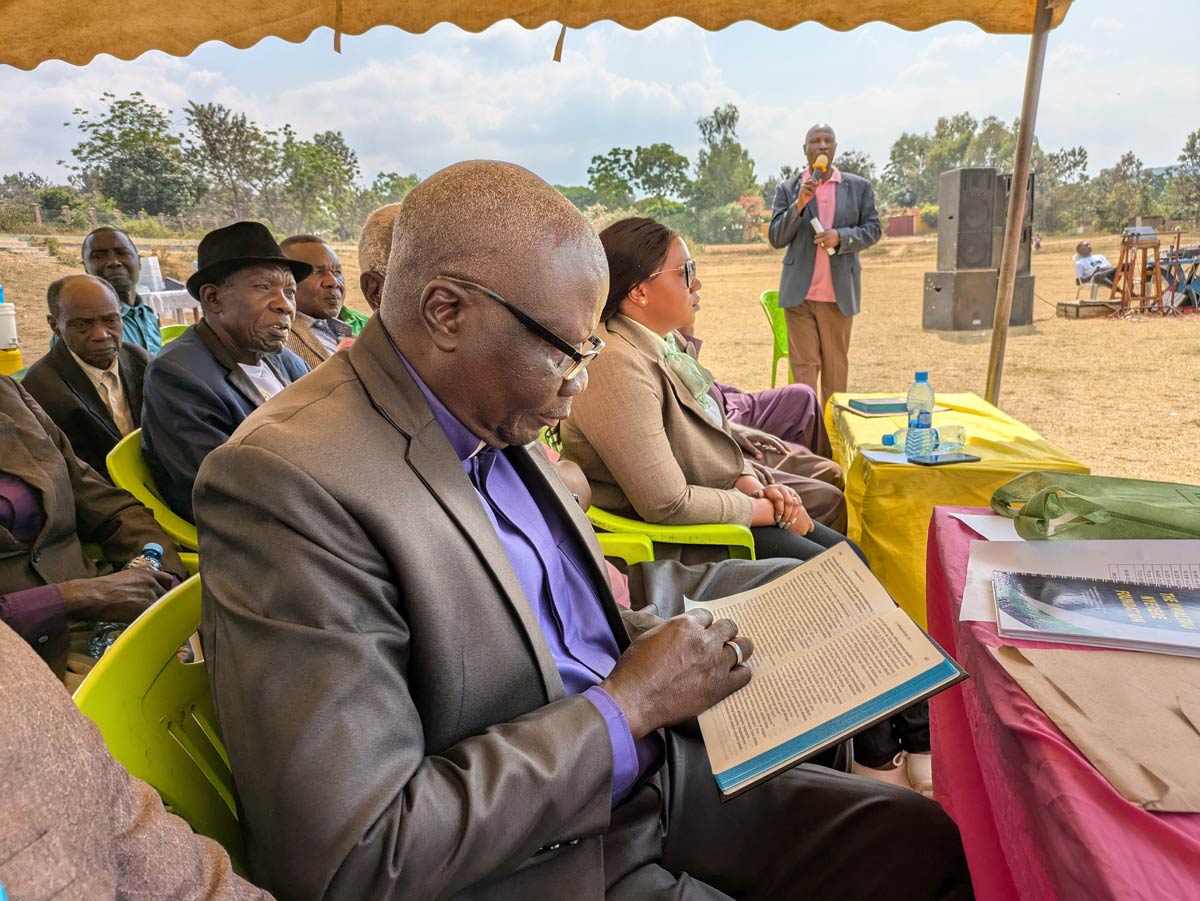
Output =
[
  {"x1": 196, "y1": 316, "x2": 627, "y2": 899},
  {"x1": 768, "y1": 171, "x2": 882, "y2": 317}
]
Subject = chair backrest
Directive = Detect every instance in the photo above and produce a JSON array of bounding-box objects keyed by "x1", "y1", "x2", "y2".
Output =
[
  {"x1": 74, "y1": 575, "x2": 246, "y2": 870},
  {"x1": 107, "y1": 429, "x2": 199, "y2": 550},
  {"x1": 160, "y1": 323, "x2": 189, "y2": 344},
  {"x1": 758, "y1": 290, "x2": 789, "y2": 359}
]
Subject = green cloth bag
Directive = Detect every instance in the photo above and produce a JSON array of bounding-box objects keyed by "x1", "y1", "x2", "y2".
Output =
[{"x1": 991, "y1": 471, "x2": 1200, "y2": 540}]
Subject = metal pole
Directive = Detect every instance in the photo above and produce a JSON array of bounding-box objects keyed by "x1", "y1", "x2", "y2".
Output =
[{"x1": 984, "y1": 0, "x2": 1054, "y2": 406}]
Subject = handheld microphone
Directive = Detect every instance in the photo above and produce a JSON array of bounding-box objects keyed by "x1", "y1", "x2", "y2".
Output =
[{"x1": 812, "y1": 154, "x2": 829, "y2": 178}]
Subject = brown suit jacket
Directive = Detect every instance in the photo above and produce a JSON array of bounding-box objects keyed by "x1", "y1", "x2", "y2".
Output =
[
  {"x1": 21, "y1": 339, "x2": 149, "y2": 476},
  {"x1": 0, "y1": 378, "x2": 186, "y2": 673},
  {"x1": 284, "y1": 316, "x2": 333, "y2": 371},
  {"x1": 0, "y1": 620, "x2": 270, "y2": 900},
  {"x1": 560, "y1": 314, "x2": 756, "y2": 527}
]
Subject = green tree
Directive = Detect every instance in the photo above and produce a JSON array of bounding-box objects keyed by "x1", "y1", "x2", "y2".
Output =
[
  {"x1": 879, "y1": 131, "x2": 932, "y2": 207},
  {"x1": 279, "y1": 127, "x2": 361, "y2": 238},
  {"x1": 1036, "y1": 146, "x2": 1089, "y2": 232},
  {"x1": 1173, "y1": 129, "x2": 1200, "y2": 224},
  {"x1": 0, "y1": 172, "x2": 50, "y2": 202},
  {"x1": 587, "y1": 148, "x2": 635, "y2": 208},
  {"x1": 370, "y1": 171, "x2": 420, "y2": 204},
  {"x1": 690, "y1": 104, "x2": 757, "y2": 211},
  {"x1": 1088, "y1": 151, "x2": 1151, "y2": 230},
  {"x1": 760, "y1": 165, "x2": 799, "y2": 207},
  {"x1": 555, "y1": 184, "x2": 598, "y2": 210},
  {"x1": 184, "y1": 101, "x2": 280, "y2": 221},
  {"x1": 65, "y1": 92, "x2": 206, "y2": 215},
  {"x1": 835, "y1": 150, "x2": 876, "y2": 182},
  {"x1": 631, "y1": 143, "x2": 690, "y2": 216}
]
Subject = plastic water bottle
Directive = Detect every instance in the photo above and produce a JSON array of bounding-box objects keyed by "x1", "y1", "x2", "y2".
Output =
[
  {"x1": 883, "y1": 424, "x2": 966, "y2": 453},
  {"x1": 904, "y1": 371, "x2": 936, "y2": 459},
  {"x1": 87, "y1": 543, "x2": 165, "y2": 658}
]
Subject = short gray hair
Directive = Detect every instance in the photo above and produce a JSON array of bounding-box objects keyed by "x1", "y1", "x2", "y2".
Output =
[{"x1": 358, "y1": 203, "x2": 403, "y2": 275}]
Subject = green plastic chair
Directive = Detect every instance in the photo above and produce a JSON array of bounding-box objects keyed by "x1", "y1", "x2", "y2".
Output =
[
  {"x1": 160, "y1": 323, "x2": 189, "y2": 344},
  {"x1": 74, "y1": 575, "x2": 246, "y2": 872},
  {"x1": 588, "y1": 506, "x2": 755, "y2": 561},
  {"x1": 758, "y1": 290, "x2": 792, "y2": 388},
  {"x1": 596, "y1": 531, "x2": 654, "y2": 565},
  {"x1": 107, "y1": 429, "x2": 199, "y2": 551}
]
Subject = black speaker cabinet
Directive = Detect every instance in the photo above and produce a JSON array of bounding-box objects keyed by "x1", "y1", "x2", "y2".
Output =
[
  {"x1": 937, "y1": 168, "x2": 997, "y2": 270},
  {"x1": 991, "y1": 172, "x2": 1035, "y2": 273},
  {"x1": 922, "y1": 270, "x2": 1034, "y2": 331}
]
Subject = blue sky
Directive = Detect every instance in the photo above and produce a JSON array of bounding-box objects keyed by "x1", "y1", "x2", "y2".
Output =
[{"x1": 1, "y1": 0, "x2": 1196, "y2": 190}]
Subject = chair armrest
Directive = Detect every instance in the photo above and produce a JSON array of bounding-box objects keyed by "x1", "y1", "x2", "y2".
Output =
[{"x1": 587, "y1": 507, "x2": 755, "y2": 560}]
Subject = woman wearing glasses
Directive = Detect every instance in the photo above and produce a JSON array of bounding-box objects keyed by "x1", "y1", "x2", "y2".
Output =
[{"x1": 559, "y1": 216, "x2": 855, "y2": 566}]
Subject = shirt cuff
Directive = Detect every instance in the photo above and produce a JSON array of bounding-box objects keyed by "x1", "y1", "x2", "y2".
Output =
[
  {"x1": 0, "y1": 584, "x2": 68, "y2": 651},
  {"x1": 582, "y1": 685, "x2": 639, "y2": 803}
]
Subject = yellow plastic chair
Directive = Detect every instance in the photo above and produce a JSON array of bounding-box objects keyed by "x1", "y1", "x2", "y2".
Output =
[
  {"x1": 74, "y1": 575, "x2": 246, "y2": 871},
  {"x1": 758, "y1": 290, "x2": 792, "y2": 388},
  {"x1": 596, "y1": 531, "x2": 654, "y2": 565},
  {"x1": 160, "y1": 323, "x2": 190, "y2": 344},
  {"x1": 588, "y1": 506, "x2": 755, "y2": 561},
  {"x1": 107, "y1": 429, "x2": 199, "y2": 551}
]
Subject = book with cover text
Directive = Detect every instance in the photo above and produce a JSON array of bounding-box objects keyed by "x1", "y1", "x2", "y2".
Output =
[
  {"x1": 993, "y1": 570, "x2": 1200, "y2": 657},
  {"x1": 685, "y1": 544, "x2": 965, "y2": 799}
]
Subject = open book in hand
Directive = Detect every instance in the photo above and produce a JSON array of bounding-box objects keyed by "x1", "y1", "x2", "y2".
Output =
[{"x1": 685, "y1": 543, "x2": 965, "y2": 799}]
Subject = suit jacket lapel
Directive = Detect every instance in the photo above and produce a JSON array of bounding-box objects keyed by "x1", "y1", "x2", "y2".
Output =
[
  {"x1": 833, "y1": 179, "x2": 854, "y2": 229},
  {"x1": 117, "y1": 345, "x2": 144, "y2": 429},
  {"x1": 292, "y1": 319, "x2": 329, "y2": 362},
  {"x1": 609, "y1": 316, "x2": 728, "y2": 434},
  {"x1": 51, "y1": 341, "x2": 120, "y2": 441},
  {"x1": 348, "y1": 318, "x2": 568, "y2": 700},
  {"x1": 194, "y1": 319, "x2": 268, "y2": 409}
]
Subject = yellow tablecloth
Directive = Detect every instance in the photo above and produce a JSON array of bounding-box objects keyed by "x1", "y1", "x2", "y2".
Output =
[{"x1": 824, "y1": 392, "x2": 1089, "y2": 627}]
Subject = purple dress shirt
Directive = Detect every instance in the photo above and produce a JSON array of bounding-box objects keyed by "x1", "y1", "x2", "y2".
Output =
[
  {"x1": 396, "y1": 351, "x2": 659, "y2": 803},
  {"x1": 0, "y1": 472, "x2": 67, "y2": 649}
]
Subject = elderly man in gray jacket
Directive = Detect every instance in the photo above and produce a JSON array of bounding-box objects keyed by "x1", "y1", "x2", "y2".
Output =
[{"x1": 769, "y1": 124, "x2": 881, "y2": 410}]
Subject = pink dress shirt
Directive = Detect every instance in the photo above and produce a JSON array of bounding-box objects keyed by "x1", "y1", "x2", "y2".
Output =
[{"x1": 803, "y1": 166, "x2": 842, "y2": 303}]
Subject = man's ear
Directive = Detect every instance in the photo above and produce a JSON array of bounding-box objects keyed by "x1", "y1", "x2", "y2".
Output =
[
  {"x1": 46, "y1": 314, "x2": 58, "y2": 335},
  {"x1": 198, "y1": 283, "x2": 222, "y2": 316},
  {"x1": 360, "y1": 271, "x2": 383, "y2": 312},
  {"x1": 419, "y1": 281, "x2": 467, "y2": 353}
]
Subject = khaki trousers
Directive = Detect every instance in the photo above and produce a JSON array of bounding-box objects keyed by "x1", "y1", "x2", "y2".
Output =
[{"x1": 785, "y1": 301, "x2": 853, "y2": 411}]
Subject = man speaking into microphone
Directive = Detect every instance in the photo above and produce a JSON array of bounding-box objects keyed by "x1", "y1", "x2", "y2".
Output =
[{"x1": 769, "y1": 123, "x2": 881, "y2": 410}]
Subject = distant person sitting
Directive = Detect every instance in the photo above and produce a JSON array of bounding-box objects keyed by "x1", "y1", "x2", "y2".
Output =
[
  {"x1": 358, "y1": 202, "x2": 403, "y2": 313},
  {"x1": 141, "y1": 222, "x2": 310, "y2": 521},
  {"x1": 23, "y1": 275, "x2": 148, "y2": 476},
  {"x1": 1074, "y1": 240, "x2": 1116, "y2": 287},
  {"x1": 81, "y1": 227, "x2": 163, "y2": 355},
  {"x1": 0, "y1": 376, "x2": 184, "y2": 685},
  {"x1": 280, "y1": 235, "x2": 354, "y2": 369}
]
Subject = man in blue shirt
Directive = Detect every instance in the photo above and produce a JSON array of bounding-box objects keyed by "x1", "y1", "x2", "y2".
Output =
[{"x1": 81, "y1": 227, "x2": 163, "y2": 356}]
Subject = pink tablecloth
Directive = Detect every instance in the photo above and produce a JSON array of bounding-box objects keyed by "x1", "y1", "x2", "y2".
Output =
[{"x1": 927, "y1": 507, "x2": 1200, "y2": 901}]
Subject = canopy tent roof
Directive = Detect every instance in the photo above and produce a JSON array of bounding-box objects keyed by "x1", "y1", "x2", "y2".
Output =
[{"x1": 3, "y1": 0, "x2": 1071, "y2": 70}]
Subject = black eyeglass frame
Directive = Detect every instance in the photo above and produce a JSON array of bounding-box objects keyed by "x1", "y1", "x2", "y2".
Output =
[{"x1": 438, "y1": 275, "x2": 605, "y2": 380}]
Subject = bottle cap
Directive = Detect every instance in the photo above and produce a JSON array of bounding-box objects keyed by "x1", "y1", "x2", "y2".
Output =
[
  {"x1": 142, "y1": 542, "x2": 165, "y2": 558},
  {"x1": 882, "y1": 434, "x2": 896, "y2": 446},
  {"x1": 914, "y1": 371, "x2": 928, "y2": 382}
]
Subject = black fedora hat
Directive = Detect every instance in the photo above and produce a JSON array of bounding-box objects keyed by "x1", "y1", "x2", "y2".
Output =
[{"x1": 186, "y1": 221, "x2": 314, "y2": 299}]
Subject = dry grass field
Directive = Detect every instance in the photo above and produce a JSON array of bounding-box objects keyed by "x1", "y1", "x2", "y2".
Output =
[{"x1": 4, "y1": 230, "x2": 1197, "y2": 484}]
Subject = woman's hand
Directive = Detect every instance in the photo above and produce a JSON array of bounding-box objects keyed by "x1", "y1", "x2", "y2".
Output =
[{"x1": 730, "y1": 423, "x2": 788, "y2": 460}]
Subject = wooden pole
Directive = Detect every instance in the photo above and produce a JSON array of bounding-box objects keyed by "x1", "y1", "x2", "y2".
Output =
[{"x1": 984, "y1": 0, "x2": 1054, "y2": 406}]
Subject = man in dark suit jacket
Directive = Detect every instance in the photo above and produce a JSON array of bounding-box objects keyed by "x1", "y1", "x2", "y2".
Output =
[
  {"x1": 769, "y1": 124, "x2": 882, "y2": 410},
  {"x1": 141, "y1": 222, "x2": 310, "y2": 521},
  {"x1": 23, "y1": 275, "x2": 149, "y2": 476},
  {"x1": 195, "y1": 161, "x2": 969, "y2": 899}
]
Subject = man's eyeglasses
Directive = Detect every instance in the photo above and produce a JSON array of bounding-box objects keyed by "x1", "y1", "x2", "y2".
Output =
[
  {"x1": 646, "y1": 258, "x2": 697, "y2": 291},
  {"x1": 438, "y1": 276, "x2": 605, "y2": 380}
]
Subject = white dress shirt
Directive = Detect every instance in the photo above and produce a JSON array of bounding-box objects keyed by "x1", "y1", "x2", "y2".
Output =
[
  {"x1": 69, "y1": 348, "x2": 135, "y2": 436},
  {"x1": 237, "y1": 360, "x2": 287, "y2": 401}
]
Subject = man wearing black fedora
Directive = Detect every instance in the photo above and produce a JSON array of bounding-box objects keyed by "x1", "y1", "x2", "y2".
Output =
[{"x1": 140, "y1": 221, "x2": 312, "y2": 521}]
